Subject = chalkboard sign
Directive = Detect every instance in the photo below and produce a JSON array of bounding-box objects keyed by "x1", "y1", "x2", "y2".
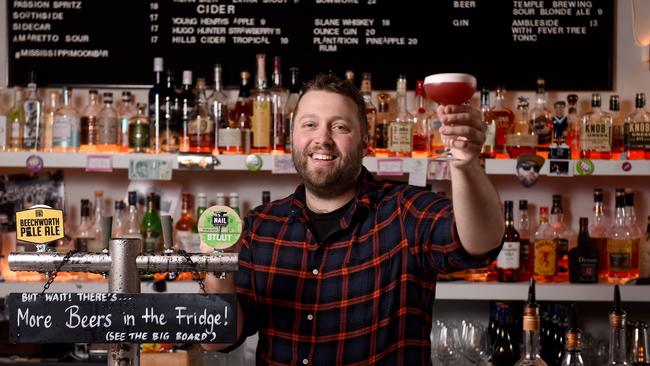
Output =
[
  {"x1": 7, "y1": 0, "x2": 614, "y2": 90},
  {"x1": 8, "y1": 293, "x2": 237, "y2": 344}
]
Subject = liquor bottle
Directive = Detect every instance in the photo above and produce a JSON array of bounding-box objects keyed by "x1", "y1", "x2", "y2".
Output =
[
  {"x1": 608, "y1": 285, "x2": 629, "y2": 365},
  {"x1": 231, "y1": 71, "x2": 253, "y2": 153},
  {"x1": 490, "y1": 305, "x2": 518, "y2": 366},
  {"x1": 580, "y1": 93, "x2": 612, "y2": 160},
  {"x1": 112, "y1": 200, "x2": 127, "y2": 237},
  {"x1": 492, "y1": 87, "x2": 515, "y2": 156},
  {"x1": 210, "y1": 64, "x2": 232, "y2": 154},
  {"x1": 284, "y1": 67, "x2": 300, "y2": 153},
  {"x1": 519, "y1": 200, "x2": 533, "y2": 281},
  {"x1": 590, "y1": 188, "x2": 609, "y2": 280},
  {"x1": 97, "y1": 92, "x2": 119, "y2": 152},
  {"x1": 128, "y1": 103, "x2": 150, "y2": 153},
  {"x1": 507, "y1": 97, "x2": 537, "y2": 158},
  {"x1": 80, "y1": 90, "x2": 100, "y2": 152},
  {"x1": 411, "y1": 80, "x2": 430, "y2": 158},
  {"x1": 374, "y1": 93, "x2": 391, "y2": 157},
  {"x1": 190, "y1": 192, "x2": 208, "y2": 253},
  {"x1": 74, "y1": 199, "x2": 94, "y2": 252},
  {"x1": 251, "y1": 54, "x2": 273, "y2": 153},
  {"x1": 569, "y1": 217, "x2": 599, "y2": 283},
  {"x1": 0, "y1": 108, "x2": 6, "y2": 152},
  {"x1": 52, "y1": 87, "x2": 80, "y2": 152},
  {"x1": 610, "y1": 95, "x2": 625, "y2": 160},
  {"x1": 640, "y1": 217, "x2": 650, "y2": 279},
  {"x1": 22, "y1": 72, "x2": 42, "y2": 151},
  {"x1": 631, "y1": 321, "x2": 650, "y2": 365},
  {"x1": 388, "y1": 75, "x2": 413, "y2": 157},
  {"x1": 551, "y1": 194, "x2": 573, "y2": 282},
  {"x1": 624, "y1": 189, "x2": 642, "y2": 279},
  {"x1": 8, "y1": 88, "x2": 25, "y2": 151},
  {"x1": 559, "y1": 304, "x2": 584, "y2": 366},
  {"x1": 497, "y1": 200, "x2": 520, "y2": 282},
  {"x1": 360, "y1": 72, "x2": 377, "y2": 155},
  {"x1": 41, "y1": 91, "x2": 61, "y2": 152},
  {"x1": 262, "y1": 190, "x2": 271, "y2": 205},
  {"x1": 566, "y1": 94, "x2": 581, "y2": 160},
  {"x1": 487, "y1": 301, "x2": 499, "y2": 348},
  {"x1": 533, "y1": 207, "x2": 557, "y2": 283},
  {"x1": 480, "y1": 87, "x2": 497, "y2": 159},
  {"x1": 179, "y1": 70, "x2": 195, "y2": 153},
  {"x1": 530, "y1": 78, "x2": 553, "y2": 151},
  {"x1": 345, "y1": 69, "x2": 355, "y2": 84},
  {"x1": 608, "y1": 189, "x2": 635, "y2": 284},
  {"x1": 514, "y1": 279, "x2": 549, "y2": 366},
  {"x1": 141, "y1": 193, "x2": 162, "y2": 253},
  {"x1": 160, "y1": 69, "x2": 180, "y2": 153},
  {"x1": 270, "y1": 56, "x2": 288, "y2": 154},
  {"x1": 148, "y1": 57, "x2": 165, "y2": 152},
  {"x1": 229, "y1": 192, "x2": 241, "y2": 218},
  {"x1": 624, "y1": 93, "x2": 650, "y2": 160},
  {"x1": 175, "y1": 193, "x2": 194, "y2": 252},
  {"x1": 188, "y1": 78, "x2": 215, "y2": 153},
  {"x1": 125, "y1": 191, "x2": 140, "y2": 238},
  {"x1": 118, "y1": 91, "x2": 136, "y2": 152},
  {"x1": 88, "y1": 190, "x2": 104, "y2": 252},
  {"x1": 216, "y1": 192, "x2": 227, "y2": 207}
]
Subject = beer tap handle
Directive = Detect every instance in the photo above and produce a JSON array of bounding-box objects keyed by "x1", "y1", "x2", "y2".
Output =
[
  {"x1": 101, "y1": 216, "x2": 112, "y2": 253},
  {"x1": 161, "y1": 215, "x2": 174, "y2": 254}
]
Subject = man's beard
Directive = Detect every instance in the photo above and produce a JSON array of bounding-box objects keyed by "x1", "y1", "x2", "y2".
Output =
[{"x1": 292, "y1": 145, "x2": 364, "y2": 198}]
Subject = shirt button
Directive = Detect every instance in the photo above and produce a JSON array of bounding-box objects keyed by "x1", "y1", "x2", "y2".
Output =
[
  {"x1": 307, "y1": 314, "x2": 314, "y2": 321},
  {"x1": 312, "y1": 269, "x2": 319, "y2": 276},
  {"x1": 302, "y1": 359, "x2": 309, "y2": 365}
]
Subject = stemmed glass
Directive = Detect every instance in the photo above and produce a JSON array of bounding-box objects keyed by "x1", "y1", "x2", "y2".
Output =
[
  {"x1": 431, "y1": 320, "x2": 462, "y2": 366},
  {"x1": 423, "y1": 73, "x2": 477, "y2": 161},
  {"x1": 461, "y1": 320, "x2": 491, "y2": 365}
]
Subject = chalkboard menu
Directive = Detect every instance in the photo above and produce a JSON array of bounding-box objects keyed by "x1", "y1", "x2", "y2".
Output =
[{"x1": 8, "y1": 0, "x2": 614, "y2": 90}]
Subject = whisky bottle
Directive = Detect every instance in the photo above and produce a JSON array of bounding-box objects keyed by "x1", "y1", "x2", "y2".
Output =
[
  {"x1": 559, "y1": 304, "x2": 585, "y2": 366},
  {"x1": 52, "y1": 87, "x2": 80, "y2": 152},
  {"x1": 270, "y1": 56, "x2": 288, "y2": 154},
  {"x1": 388, "y1": 75, "x2": 413, "y2": 157},
  {"x1": 22, "y1": 72, "x2": 42, "y2": 151},
  {"x1": 141, "y1": 193, "x2": 162, "y2": 253},
  {"x1": 231, "y1": 71, "x2": 253, "y2": 153},
  {"x1": 96, "y1": 92, "x2": 119, "y2": 152},
  {"x1": 374, "y1": 93, "x2": 391, "y2": 157},
  {"x1": 412, "y1": 80, "x2": 430, "y2": 158},
  {"x1": 580, "y1": 93, "x2": 612, "y2": 160},
  {"x1": 210, "y1": 64, "x2": 232, "y2": 154},
  {"x1": 518, "y1": 200, "x2": 533, "y2": 281},
  {"x1": 42, "y1": 91, "x2": 60, "y2": 152},
  {"x1": 492, "y1": 87, "x2": 515, "y2": 156},
  {"x1": 188, "y1": 78, "x2": 215, "y2": 153},
  {"x1": 175, "y1": 193, "x2": 194, "y2": 252},
  {"x1": 284, "y1": 67, "x2": 300, "y2": 153},
  {"x1": 497, "y1": 200, "x2": 520, "y2": 282},
  {"x1": 514, "y1": 279, "x2": 549, "y2": 365},
  {"x1": 590, "y1": 188, "x2": 609, "y2": 280},
  {"x1": 507, "y1": 97, "x2": 537, "y2": 158},
  {"x1": 608, "y1": 285, "x2": 629, "y2": 365},
  {"x1": 160, "y1": 69, "x2": 180, "y2": 153},
  {"x1": 624, "y1": 189, "x2": 642, "y2": 280},
  {"x1": 148, "y1": 57, "x2": 165, "y2": 152},
  {"x1": 117, "y1": 91, "x2": 136, "y2": 152},
  {"x1": 251, "y1": 54, "x2": 273, "y2": 153},
  {"x1": 179, "y1": 70, "x2": 195, "y2": 153},
  {"x1": 533, "y1": 207, "x2": 557, "y2": 283},
  {"x1": 529, "y1": 78, "x2": 553, "y2": 151},
  {"x1": 551, "y1": 194, "x2": 574, "y2": 282},
  {"x1": 624, "y1": 93, "x2": 650, "y2": 160},
  {"x1": 566, "y1": 94, "x2": 581, "y2": 160},
  {"x1": 361, "y1": 72, "x2": 377, "y2": 155},
  {"x1": 640, "y1": 217, "x2": 650, "y2": 279},
  {"x1": 610, "y1": 95, "x2": 625, "y2": 160},
  {"x1": 8, "y1": 88, "x2": 25, "y2": 151},
  {"x1": 568, "y1": 217, "x2": 599, "y2": 283},
  {"x1": 480, "y1": 87, "x2": 497, "y2": 159},
  {"x1": 608, "y1": 189, "x2": 635, "y2": 284},
  {"x1": 128, "y1": 103, "x2": 150, "y2": 153}
]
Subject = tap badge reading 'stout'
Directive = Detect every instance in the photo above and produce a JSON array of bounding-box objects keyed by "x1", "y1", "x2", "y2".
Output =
[{"x1": 197, "y1": 205, "x2": 242, "y2": 250}]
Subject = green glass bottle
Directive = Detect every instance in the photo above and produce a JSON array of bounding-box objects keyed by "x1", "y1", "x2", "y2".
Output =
[{"x1": 141, "y1": 193, "x2": 162, "y2": 253}]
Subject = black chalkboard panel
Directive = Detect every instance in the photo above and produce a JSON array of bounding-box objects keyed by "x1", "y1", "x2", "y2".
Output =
[
  {"x1": 7, "y1": 0, "x2": 615, "y2": 90},
  {"x1": 8, "y1": 293, "x2": 237, "y2": 344}
]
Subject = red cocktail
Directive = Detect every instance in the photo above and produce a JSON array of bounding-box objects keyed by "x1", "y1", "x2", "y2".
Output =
[{"x1": 424, "y1": 73, "x2": 476, "y2": 106}]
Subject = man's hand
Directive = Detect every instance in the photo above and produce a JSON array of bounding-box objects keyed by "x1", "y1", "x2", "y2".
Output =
[{"x1": 437, "y1": 105, "x2": 485, "y2": 166}]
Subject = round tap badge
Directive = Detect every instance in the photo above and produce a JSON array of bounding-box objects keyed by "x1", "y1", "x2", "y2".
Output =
[
  {"x1": 197, "y1": 205, "x2": 243, "y2": 250},
  {"x1": 245, "y1": 154, "x2": 263, "y2": 171},
  {"x1": 575, "y1": 158, "x2": 595, "y2": 176},
  {"x1": 25, "y1": 155, "x2": 44, "y2": 174}
]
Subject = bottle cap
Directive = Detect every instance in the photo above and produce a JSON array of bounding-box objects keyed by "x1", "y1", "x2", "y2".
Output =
[
  {"x1": 519, "y1": 200, "x2": 528, "y2": 210},
  {"x1": 182, "y1": 70, "x2": 193, "y2": 85},
  {"x1": 153, "y1": 57, "x2": 164, "y2": 72},
  {"x1": 128, "y1": 191, "x2": 137, "y2": 206}
]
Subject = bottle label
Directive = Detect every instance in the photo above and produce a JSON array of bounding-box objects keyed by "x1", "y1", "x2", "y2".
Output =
[
  {"x1": 52, "y1": 119, "x2": 73, "y2": 147},
  {"x1": 252, "y1": 99, "x2": 271, "y2": 148},
  {"x1": 576, "y1": 257, "x2": 598, "y2": 281},
  {"x1": 608, "y1": 239, "x2": 632, "y2": 272},
  {"x1": 10, "y1": 119, "x2": 20, "y2": 140},
  {"x1": 128, "y1": 122, "x2": 150, "y2": 150},
  {"x1": 531, "y1": 114, "x2": 552, "y2": 145},
  {"x1": 520, "y1": 238, "x2": 530, "y2": 264},
  {"x1": 505, "y1": 133, "x2": 538, "y2": 147},
  {"x1": 497, "y1": 241, "x2": 520, "y2": 269},
  {"x1": 143, "y1": 230, "x2": 161, "y2": 253},
  {"x1": 580, "y1": 122, "x2": 612, "y2": 152},
  {"x1": 218, "y1": 128, "x2": 242, "y2": 148},
  {"x1": 160, "y1": 128, "x2": 180, "y2": 153},
  {"x1": 388, "y1": 122, "x2": 412, "y2": 153},
  {"x1": 81, "y1": 116, "x2": 98, "y2": 145},
  {"x1": 557, "y1": 238, "x2": 569, "y2": 256},
  {"x1": 612, "y1": 124, "x2": 624, "y2": 146},
  {"x1": 175, "y1": 230, "x2": 194, "y2": 252},
  {"x1": 482, "y1": 122, "x2": 496, "y2": 152},
  {"x1": 23, "y1": 102, "x2": 40, "y2": 149},
  {"x1": 97, "y1": 117, "x2": 118, "y2": 145},
  {"x1": 624, "y1": 121, "x2": 650, "y2": 150},
  {"x1": 640, "y1": 235, "x2": 650, "y2": 278},
  {"x1": 534, "y1": 239, "x2": 557, "y2": 276}
]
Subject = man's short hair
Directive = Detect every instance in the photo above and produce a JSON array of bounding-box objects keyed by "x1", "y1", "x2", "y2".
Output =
[{"x1": 293, "y1": 73, "x2": 368, "y2": 137}]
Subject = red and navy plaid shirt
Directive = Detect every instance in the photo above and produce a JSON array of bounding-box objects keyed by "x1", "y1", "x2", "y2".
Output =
[{"x1": 235, "y1": 167, "x2": 499, "y2": 365}]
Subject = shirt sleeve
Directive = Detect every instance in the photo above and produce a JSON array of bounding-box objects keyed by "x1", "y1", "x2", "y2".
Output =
[{"x1": 402, "y1": 187, "x2": 502, "y2": 274}]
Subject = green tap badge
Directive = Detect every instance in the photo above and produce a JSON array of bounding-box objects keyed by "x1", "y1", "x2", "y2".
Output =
[{"x1": 197, "y1": 205, "x2": 243, "y2": 250}]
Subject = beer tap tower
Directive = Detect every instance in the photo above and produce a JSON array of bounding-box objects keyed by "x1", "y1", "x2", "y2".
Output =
[{"x1": 9, "y1": 214, "x2": 238, "y2": 366}]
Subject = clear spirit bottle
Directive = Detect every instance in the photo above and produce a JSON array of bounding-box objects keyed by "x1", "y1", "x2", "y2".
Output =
[
  {"x1": 112, "y1": 200, "x2": 127, "y2": 237},
  {"x1": 42, "y1": 91, "x2": 60, "y2": 152},
  {"x1": 607, "y1": 285, "x2": 629, "y2": 365},
  {"x1": 125, "y1": 191, "x2": 141, "y2": 238},
  {"x1": 97, "y1": 92, "x2": 119, "y2": 152},
  {"x1": 175, "y1": 192, "x2": 194, "y2": 252},
  {"x1": 514, "y1": 279, "x2": 549, "y2": 365},
  {"x1": 559, "y1": 304, "x2": 585, "y2": 366},
  {"x1": 80, "y1": 90, "x2": 102, "y2": 152},
  {"x1": 22, "y1": 72, "x2": 42, "y2": 151},
  {"x1": 231, "y1": 71, "x2": 253, "y2": 153},
  {"x1": 251, "y1": 54, "x2": 273, "y2": 153},
  {"x1": 118, "y1": 92, "x2": 137, "y2": 152},
  {"x1": 284, "y1": 67, "x2": 300, "y2": 154},
  {"x1": 188, "y1": 78, "x2": 215, "y2": 153},
  {"x1": 179, "y1": 70, "x2": 195, "y2": 153},
  {"x1": 210, "y1": 64, "x2": 232, "y2": 154},
  {"x1": 148, "y1": 57, "x2": 165, "y2": 152},
  {"x1": 74, "y1": 199, "x2": 94, "y2": 253},
  {"x1": 480, "y1": 87, "x2": 497, "y2": 159},
  {"x1": 87, "y1": 190, "x2": 104, "y2": 252},
  {"x1": 270, "y1": 56, "x2": 288, "y2": 154},
  {"x1": 8, "y1": 88, "x2": 25, "y2": 151},
  {"x1": 53, "y1": 87, "x2": 80, "y2": 152}
]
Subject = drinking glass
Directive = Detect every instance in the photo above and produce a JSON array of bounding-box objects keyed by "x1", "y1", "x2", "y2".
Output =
[
  {"x1": 423, "y1": 73, "x2": 477, "y2": 161},
  {"x1": 431, "y1": 320, "x2": 462, "y2": 366},
  {"x1": 461, "y1": 321, "x2": 491, "y2": 365}
]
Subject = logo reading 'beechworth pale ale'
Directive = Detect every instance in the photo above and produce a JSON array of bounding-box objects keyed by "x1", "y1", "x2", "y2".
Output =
[{"x1": 198, "y1": 205, "x2": 242, "y2": 250}]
